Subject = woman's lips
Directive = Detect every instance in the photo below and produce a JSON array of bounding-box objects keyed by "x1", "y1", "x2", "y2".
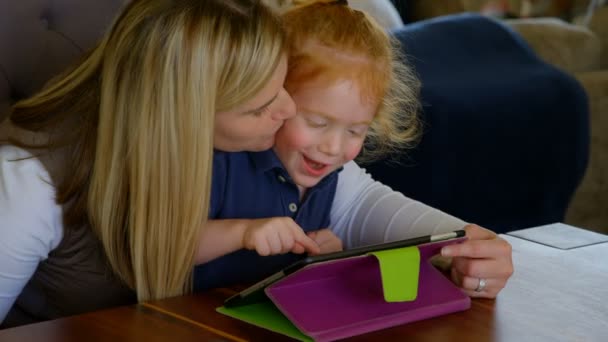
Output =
[{"x1": 302, "y1": 155, "x2": 329, "y2": 177}]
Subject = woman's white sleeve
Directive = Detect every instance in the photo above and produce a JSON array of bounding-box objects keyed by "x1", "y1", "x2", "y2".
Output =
[
  {"x1": 331, "y1": 161, "x2": 467, "y2": 248},
  {"x1": 0, "y1": 146, "x2": 63, "y2": 323}
]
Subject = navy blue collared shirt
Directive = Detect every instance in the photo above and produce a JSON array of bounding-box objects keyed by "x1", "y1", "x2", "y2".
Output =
[{"x1": 193, "y1": 149, "x2": 340, "y2": 290}]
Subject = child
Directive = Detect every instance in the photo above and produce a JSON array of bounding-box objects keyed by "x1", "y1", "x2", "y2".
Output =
[{"x1": 194, "y1": 0, "x2": 420, "y2": 290}]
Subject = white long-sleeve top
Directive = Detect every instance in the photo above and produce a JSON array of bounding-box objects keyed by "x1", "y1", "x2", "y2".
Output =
[
  {"x1": 332, "y1": 161, "x2": 467, "y2": 248},
  {"x1": 0, "y1": 145, "x2": 63, "y2": 323},
  {"x1": 0, "y1": 146, "x2": 466, "y2": 323}
]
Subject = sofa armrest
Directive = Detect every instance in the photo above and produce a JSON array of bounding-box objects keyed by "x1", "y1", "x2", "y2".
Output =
[{"x1": 505, "y1": 17, "x2": 601, "y2": 74}]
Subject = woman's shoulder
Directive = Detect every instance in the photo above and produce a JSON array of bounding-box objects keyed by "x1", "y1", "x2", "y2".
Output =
[
  {"x1": 1, "y1": 144, "x2": 45, "y2": 168},
  {"x1": 0, "y1": 145, "x2": 56, "y2": 191},
  {"x1": 1, "y1": 145, "x2": 49, "y2": 182},
  {"x1": 0, "y1": 144, "x2": 63, "y2": 251},
  {"x1": 1, "y1": 144, "x2": 31, "y2": 156},
  {"x1": 0, "y1": 146, "x2": 64, "y2": 323}
]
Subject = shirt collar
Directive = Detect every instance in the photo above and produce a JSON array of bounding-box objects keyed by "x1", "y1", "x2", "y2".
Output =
[{"x1": 249, "y1": 149, "x2": 283, "y2": 174}]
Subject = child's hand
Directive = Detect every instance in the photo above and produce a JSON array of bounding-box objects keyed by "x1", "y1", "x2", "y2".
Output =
[
  {"x1": 306, "y1": 229, "x2": 343, "y2": 255},
  {"x1": 242, "y1": 217, "x2": 321, "y2": 256}
]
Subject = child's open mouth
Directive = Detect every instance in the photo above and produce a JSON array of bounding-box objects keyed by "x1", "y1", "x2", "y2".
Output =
[{"x1": 302, "y1": 155, "x2": 329, "y2": 177}]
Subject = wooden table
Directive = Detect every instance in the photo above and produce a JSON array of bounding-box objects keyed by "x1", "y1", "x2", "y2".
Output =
[{"x1": 1, "y1": 224, "x2": 607, "y2": 341}]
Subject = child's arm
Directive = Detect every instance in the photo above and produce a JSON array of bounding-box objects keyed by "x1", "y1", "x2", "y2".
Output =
[{"x1": 195, "y1": 217, "x2": 321, "y2": 264}]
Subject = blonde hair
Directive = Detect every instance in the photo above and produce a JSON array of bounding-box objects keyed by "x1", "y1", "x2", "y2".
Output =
[
  {"x1": 282, "y1": 0, "x2": 420, "y2": 162},
  {"x1": 9, "y1": 0, "x2": 285, "y2": 301}
]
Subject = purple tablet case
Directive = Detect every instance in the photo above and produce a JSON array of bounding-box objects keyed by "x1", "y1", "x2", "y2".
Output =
[{"x1": 264, "y1": 238, "x2": 470, "y2": 341}]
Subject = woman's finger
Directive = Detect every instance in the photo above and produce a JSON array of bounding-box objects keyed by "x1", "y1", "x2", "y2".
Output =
[
  {"x1": 442, "y1": 238, "x2": 511, "y2": 259},
  {"x1": 452, "y1": 268, "x2": 500, "y2": 298},
  {"x1": 460, "y1": 275, "x2": 494, "y2": 292},
  {"x1": 451, "y1": 257, "x2": 513, "y2": 279},
  {"x1": 464, "y1": 224, "x2": 497, "y2": 240}
]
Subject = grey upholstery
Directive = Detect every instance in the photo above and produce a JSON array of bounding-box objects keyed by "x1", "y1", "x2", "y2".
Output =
[{"x1": 0, "y1": 0, "x2": 127, "y2": 122}]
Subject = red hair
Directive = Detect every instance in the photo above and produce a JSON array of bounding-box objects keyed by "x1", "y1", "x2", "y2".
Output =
[{"x1": 281, "y1": 0, "x2": 421, "y2": 161}]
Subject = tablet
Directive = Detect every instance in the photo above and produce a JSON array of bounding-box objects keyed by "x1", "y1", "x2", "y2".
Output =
[{"x1": 223, "y1": 230, "x2": 466, "y2": 307}]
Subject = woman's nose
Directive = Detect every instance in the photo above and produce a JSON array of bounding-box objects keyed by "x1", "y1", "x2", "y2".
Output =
[{"x1": 271, "y1": 88, "x2": 296, "y2": 121}]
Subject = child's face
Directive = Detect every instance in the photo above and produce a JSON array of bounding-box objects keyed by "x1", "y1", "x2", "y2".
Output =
[{"x1": 274, "y1": 78, "x2": 376, "y2": 190}]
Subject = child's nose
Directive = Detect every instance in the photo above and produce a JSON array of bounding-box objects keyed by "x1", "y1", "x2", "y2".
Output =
[{"x1": 319, "y1": 133, "x2": 342, "y2": 156}]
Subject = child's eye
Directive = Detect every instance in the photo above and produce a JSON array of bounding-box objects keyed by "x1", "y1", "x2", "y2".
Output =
[
  {"x1": 349, "y1": 127, "x2": 368, "y2": 137},
  {"x1": 306, "y1": 119, "x2": 327, "y2": 128}
]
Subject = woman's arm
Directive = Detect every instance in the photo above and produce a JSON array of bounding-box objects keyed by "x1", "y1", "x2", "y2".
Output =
[
  {"x1": 332, "y1": 161, "x2": 513, "y2": 298},
  {"x1": 331, "y1": 161, "x2": 467, "y2": 248},
  {"x1": 0, "y1": 146, "x2": 63, "y2": 323}
]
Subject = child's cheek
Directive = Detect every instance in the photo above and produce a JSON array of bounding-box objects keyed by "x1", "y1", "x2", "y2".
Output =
[
  {"x1": 284, "y1": 126, "x2": 312, "y2": 150},
  {"x1": 344, "y1": 144, "x2": 363, "y2": 162}
]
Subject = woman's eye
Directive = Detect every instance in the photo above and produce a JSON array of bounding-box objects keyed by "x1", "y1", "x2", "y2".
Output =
[{"x1": 251, "y1": 107, "x2": 269, "y2": 117}]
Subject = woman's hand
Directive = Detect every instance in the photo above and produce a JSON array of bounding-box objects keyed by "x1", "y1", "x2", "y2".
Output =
[
  {"x1": 440, "y1": 224, "x2": 514, "y2": 298},
  {"x1": 307, "y1": 229, "x2": 343, "y2": 255},
  {"x1": 242, "y1": 217, "x2": 321, "y2": 256}
]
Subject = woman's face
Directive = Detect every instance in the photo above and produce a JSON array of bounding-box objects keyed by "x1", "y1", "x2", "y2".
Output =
[{"x1": 214, "y1": 56, "x2": 296, "y2": 152}]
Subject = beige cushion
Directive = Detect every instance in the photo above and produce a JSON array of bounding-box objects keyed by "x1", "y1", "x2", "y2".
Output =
[
  {"x1": 263, "y1": 0, "x2": 404, "y2": 31},
  {"x1": 507, "y1": 17, "x2": 601, "y2": 73},
  {"x1": 588, "y1": 7, "x2": 608, "y2": 69},
  {"x1": 566, "y1": 69, "x2": 608, "y2": 233}
]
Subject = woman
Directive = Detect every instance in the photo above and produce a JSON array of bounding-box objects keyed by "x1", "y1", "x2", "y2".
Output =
[{"x1": 0, "y1": 0, "x2": 295, "y2": 327}]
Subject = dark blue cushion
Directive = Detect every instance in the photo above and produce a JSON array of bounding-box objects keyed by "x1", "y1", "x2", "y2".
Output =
[{"x1": 365, "y1": 13, "x2": 589, "y2": 233}]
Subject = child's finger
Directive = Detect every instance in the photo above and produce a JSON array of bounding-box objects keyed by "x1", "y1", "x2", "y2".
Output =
[
  {"x1": 292, "y1": 242, "x2": 306, "y2": 254},
  {"x1": 267, "y1": 232, "x2": 283, "y2": 255},
  {"x1": 255, "y1": 240, "x2": 271, "y2": 256},
  {"x1": 278, "y1": 230, "x2": 297, "y2": 254},
  {"x1": 294, "y1": 233, "x2": 321, "y2": 255}
]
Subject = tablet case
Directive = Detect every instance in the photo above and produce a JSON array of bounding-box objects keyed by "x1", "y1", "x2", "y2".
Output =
[{"x1": 218, "y1": 238, "x2": 470, "y2": 341}]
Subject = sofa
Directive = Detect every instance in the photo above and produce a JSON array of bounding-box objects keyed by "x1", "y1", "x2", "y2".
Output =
[
  {"x1": 365, "y1": 13, "x2": 589, "y2": 234},
  {"x1": 507, "y1": 11, "x2": 608, "y2": 234},
  {"x1": 388, "y1": 0, "x2": 606, "y2": 233},
  {"x1": 0, "y1": 0, "x2": 592, "y2": 234},
  {"x1": 0, "y1": 0, "x2": 127, "y2": 124}
]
